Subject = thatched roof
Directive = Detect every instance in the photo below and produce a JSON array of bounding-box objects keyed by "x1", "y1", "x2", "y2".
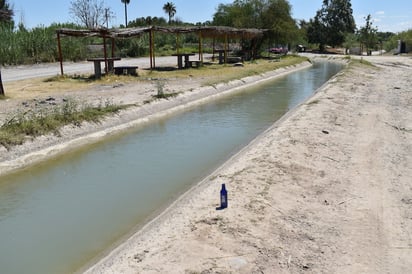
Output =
[{"x1": 56, "y1": 26, "x2": 266, "y2": 39}]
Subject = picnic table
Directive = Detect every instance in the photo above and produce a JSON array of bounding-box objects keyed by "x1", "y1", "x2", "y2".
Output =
[
  {"x1": 172, "y1": 53, "x2": 195, "y2": 69},
  {"x1": 214, "y1": 49, "x2": 227, "y2": 64},
  {"x1": 214, "y1": 50, "x2": 242, "y2": 64},
  {"x1": 87, "y1": 57, "x2": 121, "y2": 78}
]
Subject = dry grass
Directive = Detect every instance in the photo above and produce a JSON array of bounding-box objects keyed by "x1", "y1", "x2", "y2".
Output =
[
  {"x1": 3, "y1": 56, "x2": 308, "y2": 100},
  {"x1": 0, "y1": 98, "x2": 127, "y2": 149},
  {"x1": 140, "y1": 55, "x2": 308, "y2": 87}
]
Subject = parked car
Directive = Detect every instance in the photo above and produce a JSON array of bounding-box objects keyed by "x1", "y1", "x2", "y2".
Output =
[
  {"x1": 269, "y1": 46, "x2": 288, "y2": 54},
  {"x1": 296, "y1": 45, "x2": 306, "y2": 52}
]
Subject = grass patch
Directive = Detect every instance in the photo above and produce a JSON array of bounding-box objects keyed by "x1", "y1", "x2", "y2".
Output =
[
  {"x1": 350, "y1": 57, "x2": 376, "y2": 67},
  {"x1": 4, "y1": 56, "x2": 308, "y2": 101},
  {"x1": 152, "y1": 92, "x2": 180, "y2": 100},
  {"x1": 137, "y1": 55, "x2": 309, "y2": 87},
  {"x1": 201, "y1": 55, "x2": 308, "y2": 86},
  {"x1": 44, "y1": 74, "x2": 94, "y2": 83},
  {"x1": 307, "y1": 99, "x2": 320, "y2": 105},
  {"x1": 0, "y1": 99, "x2": 127, "y2": 149}
]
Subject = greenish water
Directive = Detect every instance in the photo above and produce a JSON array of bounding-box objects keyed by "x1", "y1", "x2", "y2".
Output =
[{"x1": 0, "y1": 62, "x2": 343, "y2": 274}]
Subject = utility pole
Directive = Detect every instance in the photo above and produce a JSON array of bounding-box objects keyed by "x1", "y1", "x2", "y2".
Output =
[{"x1": 105, "y1": 8, "x2": 109, "y2": 28}]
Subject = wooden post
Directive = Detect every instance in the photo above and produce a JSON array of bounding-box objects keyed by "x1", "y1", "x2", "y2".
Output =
[
  {"x1": 176, "y1": 33, "x2": 180, "y2": 54},
  {"x1": 103, "y1": 35, "x2": 108, "y2": 74},
  {"x1": 254, "y1": 39, "x2": 258, "y2": 60},
  {"x1": 224, "y1": 34, "x2": 228, "y2": 64},
  {"x1": 149, "y1": 30, "x2": 153, "y2": 69},
  {"x1": 57, "y1": 32, "x2": 64, "y2": 76},
  {"x1": 198, "y1": 31, "x2": 203, "y2": 62},
  {"x1": 0, "y1": 69, "x2": 5, "y2": 96},
  {"x1": 152, "y1": 30, "x2": 156, "y2": 69},
  {"x1": 111, "y1": 38, "x2": 115, "y2": 58},
  {"x1": 212, "y1": 37, "x2": 216, "y2": 62}
]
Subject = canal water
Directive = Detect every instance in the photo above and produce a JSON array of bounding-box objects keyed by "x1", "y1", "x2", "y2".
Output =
[{"x1": 0, "y1": 62, "x2": 343, "y2": 274}]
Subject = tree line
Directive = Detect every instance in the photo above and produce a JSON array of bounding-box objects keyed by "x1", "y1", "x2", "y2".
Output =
[{"x1": 0, "y1": 0, "x2": 410, "y2": 67}]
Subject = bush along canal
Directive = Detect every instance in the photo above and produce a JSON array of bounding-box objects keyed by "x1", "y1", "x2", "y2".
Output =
[{"x1": 0, "y1": 61, "x2": 343, "y2": 274}]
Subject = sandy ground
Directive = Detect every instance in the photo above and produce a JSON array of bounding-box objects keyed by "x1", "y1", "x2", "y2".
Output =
[
  {"x1": 1, "y1": 55, "x2": 411, "y2": 273},
  {"x1": 80, "y1": 55, "x2": 412, "y2": 274}
]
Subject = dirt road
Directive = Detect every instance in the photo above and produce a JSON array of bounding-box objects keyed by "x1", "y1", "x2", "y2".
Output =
[
  {"x1": 1, "y1": 55, "x2": 183, "y2": 82},
  {"x1": 85, "y1": 56, "x2": 412, "y2": 273}
]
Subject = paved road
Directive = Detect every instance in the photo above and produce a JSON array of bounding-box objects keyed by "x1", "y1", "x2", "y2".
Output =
[{"x1": 1, "y1": 55, "x2": 191, "y2": 82}]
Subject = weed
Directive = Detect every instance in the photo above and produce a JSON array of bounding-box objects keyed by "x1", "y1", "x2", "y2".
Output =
[
  {"x1": 150, "y1": 79, "x2": 180, "y2": 100},
  {"x1": 353, "y1": 57, "x2": 375, "y2": 67},
  {"x1": 307, "y1": 99, "x2": 320, "y2": 105},
  {"x1": 155, "y1": 79, "x2": 166, "y2": 97},
  {"x1": 0, "y1": 99, "x2": 126, "y2": 149}
]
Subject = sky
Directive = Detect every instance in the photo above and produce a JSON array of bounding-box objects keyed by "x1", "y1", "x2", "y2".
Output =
[{"x1": 9, "y1": 0, "x2": 412, "y2": 33}]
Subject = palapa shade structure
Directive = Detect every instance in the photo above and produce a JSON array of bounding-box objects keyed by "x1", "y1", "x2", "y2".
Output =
[{"x1": 56, "y1": 26, "x2": 266, "y2": 75}]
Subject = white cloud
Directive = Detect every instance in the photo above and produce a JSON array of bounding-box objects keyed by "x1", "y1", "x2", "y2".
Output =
[{"x1": 375, "y1": 11, "x2": 385, "y2": 16}]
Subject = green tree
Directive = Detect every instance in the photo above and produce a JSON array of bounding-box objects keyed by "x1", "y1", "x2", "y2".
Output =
[
  {"x1": 262, "y1": 0, "x2": 298, "y2": 45},
  {"x1": 213, "y1": 0, "x2": 298, "y2": 52},
  {"x1": 307, "y1": 0, "x2": 356, "y2": 51},
  {"x1": 163, "y1": 2, "x2": 176, "y2": 25},
  {"x1": 359, "y1": 14, "x2": 378, "y2": 55},
  {"x1": 0, "y1": 0, "x2": 13, "y2": 96},
  {"x1": 121, "y1": 0, "x2": 130, "y2": 27},
  {"x1": 342, "y1": 32, "x2": 358, "y2": 54}
]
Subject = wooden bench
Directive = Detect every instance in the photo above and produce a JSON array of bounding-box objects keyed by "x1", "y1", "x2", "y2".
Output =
[
  {"x1": 113, "y1": 66, "x2": 139, "y2": 76},
  {"x1": 186, "y1": 60, "x2": 203, "y2": 68},
  {"x1": 226, "y1": 56, "x2": 243, "y2": 64}
]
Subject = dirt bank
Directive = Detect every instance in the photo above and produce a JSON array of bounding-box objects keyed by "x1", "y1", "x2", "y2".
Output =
[
  {"x1": 0, "y1": 61, "x2": 312, "y2": 176},
  {"x1": 84, "y1": 56, "x2": 412, "y2": 273}
]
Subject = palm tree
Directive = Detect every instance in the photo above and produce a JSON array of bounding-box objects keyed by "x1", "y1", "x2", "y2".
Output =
[
  {"x1": 121, "y1": 0, "x2": 130, "y2": 27},
  {"x1": 163, "y1": 2, "x2": 176, "y2": 25}
]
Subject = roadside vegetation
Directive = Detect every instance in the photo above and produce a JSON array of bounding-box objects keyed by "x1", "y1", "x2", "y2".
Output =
[
  {"x1": 1, "y1": 0, "x2": 410, "y2": 67},
  {"x1": 2, "y1": 0, "x2": 412, "y2": 63},
  {"x1": 0, "y1": 99, "x2": 127, "y2": 149}
]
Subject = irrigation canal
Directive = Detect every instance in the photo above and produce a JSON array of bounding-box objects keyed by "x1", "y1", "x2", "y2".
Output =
[{"x1": 0, "y1": 61, "x2": 343, "y2": 274}]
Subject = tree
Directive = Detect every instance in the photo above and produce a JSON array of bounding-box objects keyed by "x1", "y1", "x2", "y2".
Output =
[
  {"x1": 0, "y1": 0, "x2": 12, "y2": 24},
  {"x1": 307, "y1": 0, "x2": 356, "y2": 51},
  {"x1": 342, "y1": 32, "x2": 358, "y2": 54},
  {"x1": 262, "y1": 0, "x2": 298, "y2": 45},
  {"x1": 359, "y1": 14, "x2": 378, "y2": 55},
  {"x1": 121, "y1": 0, "x2": 130, "y2": 27},
  {"x1": 212, "y1": 0, "x2": 299, "y2": 48},
  {"x1": 163, "y1": 2, "x2": 176, "y2": 25},
  {"x1": 0, "y1": 0, "x2": 13, "y2": 96},
  {"x1": 69, "y1": 0, "x2": 111, "y2": 28}
]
